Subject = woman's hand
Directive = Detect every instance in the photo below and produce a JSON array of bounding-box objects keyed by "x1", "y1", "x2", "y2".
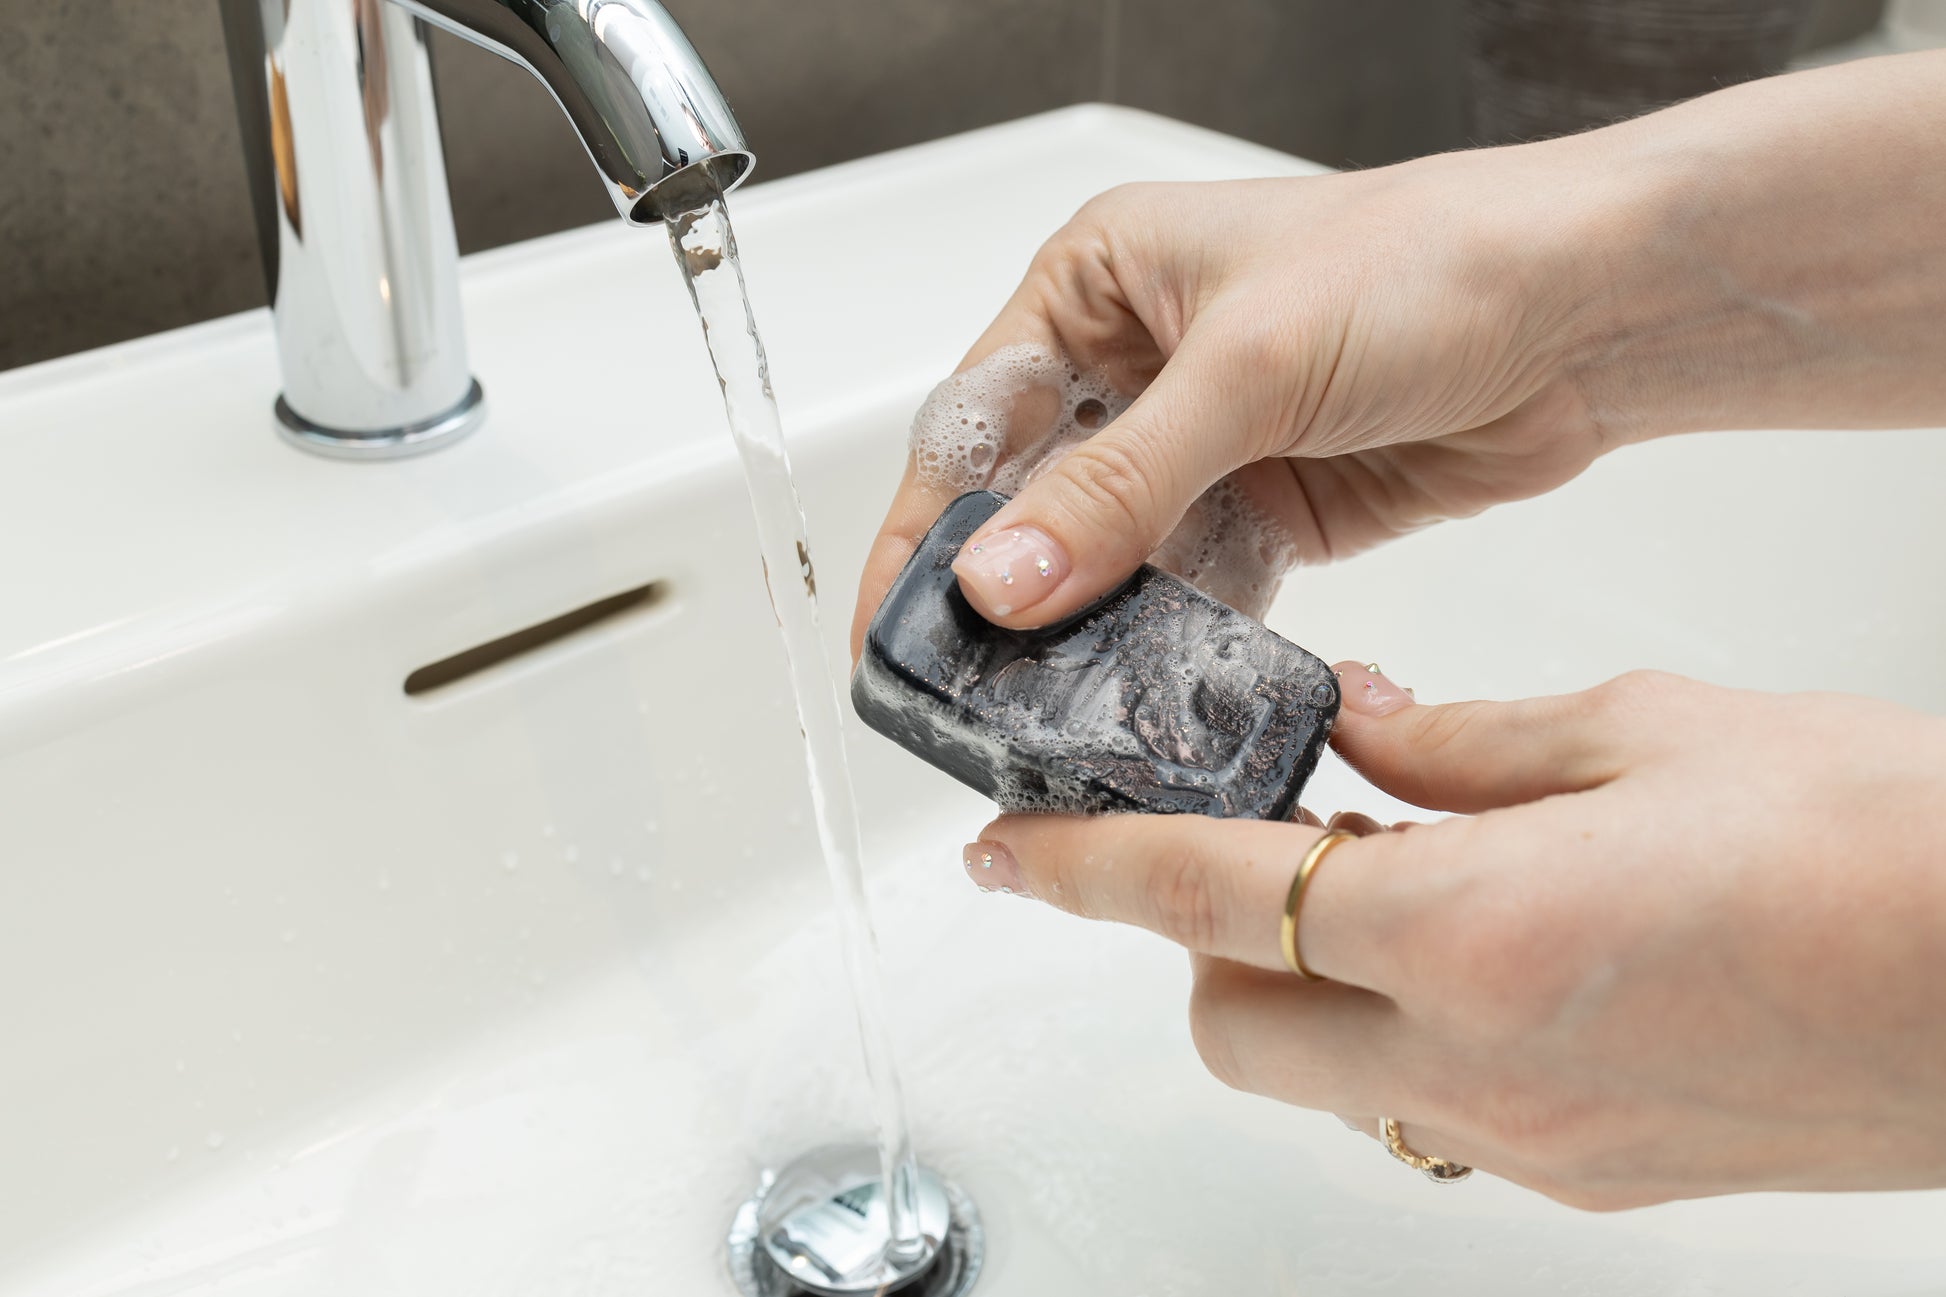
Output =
[
  {"x1": 852, "y1": 143, "x2": 1615, "y2": 650},
  {"x1": 853, "y1": 49, "x2": 1946, "y2": 656},
  {"x1": 960, "y1": 664, "x2": 1946, "y2": 1208}
]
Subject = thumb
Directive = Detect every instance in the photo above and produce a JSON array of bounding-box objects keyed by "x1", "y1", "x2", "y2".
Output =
[
  {"x1": 950, "y1": 332, "x2": 1253, "y2": 628},
  {"x1": 1328, "y1": 661, "x2": 1630, "y2": 814}
]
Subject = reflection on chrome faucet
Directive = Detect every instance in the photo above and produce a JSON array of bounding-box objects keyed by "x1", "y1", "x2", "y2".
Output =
[{"x1": 218, "y1": 0, "x2": 753, "y2": 458}]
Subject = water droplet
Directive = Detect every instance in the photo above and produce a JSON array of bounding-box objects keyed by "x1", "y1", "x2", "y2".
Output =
[
  {"x1": 1308, "y1": 681, "x2": 1335, "y2": 708},
  {"x1": 205, "y1": 1132, "x2": 226, "y2": 1151}
]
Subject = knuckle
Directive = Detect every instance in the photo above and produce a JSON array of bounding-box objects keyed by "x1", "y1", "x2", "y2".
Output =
[
  {"x1": 1187, "y1": 975, "x2": 1248, "y2": 1091},
  {"x1": 1416, "y1": 898, "x2": 1579, "y2": 1040},
  {"x1": 1226, "y1": 317, "x2": 1290, "y2": 377},
  {"x1": 1151, "y1": 848, "x2": 1223, "y2": 953},
  {"x1": 1075, "y1": 181, "x2": 1150, "y2": 227},
  {"x1": 1410, "y1": 702, "x2": 1488, "y2": 766},
  {"x1": 1583, "y1": 668, "x2": 1685, "y2": 722},
  {"x1": 1056, "y1": 438, "x2": 1163, "y2": 541},
  {"x1": 1038, "y1": 853, "x2": 1086, "y2": 916},
  {"x1": 1460, "y1": 1081, "x2": 1634, "y2": 1196}
]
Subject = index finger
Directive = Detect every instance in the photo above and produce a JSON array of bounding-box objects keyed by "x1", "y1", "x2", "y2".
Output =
[
  {"x1": 849, "y1": 459, "x2": 958, "y2": 666},
  {"x1": 971, "y1": 811, "x2": 1418, "y2": 994}
]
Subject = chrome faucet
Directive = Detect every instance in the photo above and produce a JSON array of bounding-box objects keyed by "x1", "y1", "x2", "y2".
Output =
[{"x1": 219, "y1": 0, "x2": 753, "y2": 458}]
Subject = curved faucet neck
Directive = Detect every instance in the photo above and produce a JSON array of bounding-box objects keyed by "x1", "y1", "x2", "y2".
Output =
[{"x1": 219, "y1": 0, "x2": 752, "y2": 458}]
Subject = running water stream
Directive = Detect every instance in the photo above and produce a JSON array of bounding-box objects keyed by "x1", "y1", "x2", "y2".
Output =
[{"x1": 668, "y1": 197, "x2": 926, "y2": 1264}]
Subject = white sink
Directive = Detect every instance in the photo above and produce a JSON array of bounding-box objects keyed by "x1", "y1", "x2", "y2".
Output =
[{"x1": 4, "y1": 106, "x2": 1944, "y2": 1296}]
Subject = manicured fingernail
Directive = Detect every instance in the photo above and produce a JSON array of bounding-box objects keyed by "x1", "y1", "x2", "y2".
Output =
[
  {"x1": 962, "y1": 840, "x2": 1025, "y2": 895},
  {"x1": 1326, "y1": 810, "x2": 1384, "y2": 836},
  {"x1": 1331, "y1": 659, "x2": 1414, "y2": 718},
  {"x1": 952, "y1": 525, "x2": 1066, "y2": 619}
]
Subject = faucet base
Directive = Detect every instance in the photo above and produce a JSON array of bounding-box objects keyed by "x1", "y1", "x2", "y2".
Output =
[
  {"x1": 274, "y1": 380, "x2": 485, "y2": 460},
  {"x1": 728, "y1": 1147, "x2": 983, "y2": 1297}
]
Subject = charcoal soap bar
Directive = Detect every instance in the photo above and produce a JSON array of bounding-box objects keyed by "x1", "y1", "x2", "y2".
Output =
[{"x1": 851, "y1": 490, "x2": 1339, "y2": 819}]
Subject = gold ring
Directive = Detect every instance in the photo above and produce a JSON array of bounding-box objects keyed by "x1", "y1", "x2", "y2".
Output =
[
  {"x1": 1280, "y1": 830, "x2": 1356, "y2": 980},
  {"x1": 1381, "y1": 1118, "x2": 1473, "y2": 1184}
]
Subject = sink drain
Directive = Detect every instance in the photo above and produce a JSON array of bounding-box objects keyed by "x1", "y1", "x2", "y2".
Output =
[{"x1": 727, "y1": 1146, "x2": 983, "y2": 1297}]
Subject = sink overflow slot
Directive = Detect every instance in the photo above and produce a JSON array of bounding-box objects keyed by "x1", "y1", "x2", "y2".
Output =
[{"x1": 403, "y1": 581, "x2": 671, "y2": 697}]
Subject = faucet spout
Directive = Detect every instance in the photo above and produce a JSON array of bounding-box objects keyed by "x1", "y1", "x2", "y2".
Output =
[
  {"x1": 220, "y1": 0, "x2": 753, "y2": 457},
  {"x1": 397, "y1": 0, "x2": 754, "y2": 224}
]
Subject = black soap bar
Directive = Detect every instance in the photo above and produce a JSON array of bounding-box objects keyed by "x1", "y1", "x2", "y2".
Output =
[{"x1": 851, "y1": 491, "x2": 1339, "y2": 819}]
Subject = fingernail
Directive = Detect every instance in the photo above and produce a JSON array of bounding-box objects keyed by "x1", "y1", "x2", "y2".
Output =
[
  {"x1": 1326, "y1": 810, "x2": 1384, "y2": 837},
  {"x1": 962, "y1": 840, "x2": 1025, "y2": 896},
  {"x1": 952, "y1": 525, "x2": 1066, "y2": 619},
  {"x1": 1331, "y1": 659, "x2": 1414, "y2": 718}
]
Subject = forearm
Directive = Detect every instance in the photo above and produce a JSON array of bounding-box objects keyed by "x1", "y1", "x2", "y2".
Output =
[{"x1": 1546, "y1": 49, "x2": 1946, "y2": 441}]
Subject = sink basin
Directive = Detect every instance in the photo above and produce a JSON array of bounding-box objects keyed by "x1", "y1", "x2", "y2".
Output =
[{"x1": 5, "y1": 105, "x2": 1945, "y2": 1295}]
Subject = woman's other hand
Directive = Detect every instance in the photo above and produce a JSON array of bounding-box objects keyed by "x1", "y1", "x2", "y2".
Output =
[{"x1": 961, "y1": 665, "x2": 1946, "y2": 1207}]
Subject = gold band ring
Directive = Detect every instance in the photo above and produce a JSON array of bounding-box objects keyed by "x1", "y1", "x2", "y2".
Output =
[
  {"x1": 1280, "y1": 830, "x2": 1356, "y2": 981},
  {"x1": 1381, "y1": 1118, "x2": 1473, "y2": 1184}
]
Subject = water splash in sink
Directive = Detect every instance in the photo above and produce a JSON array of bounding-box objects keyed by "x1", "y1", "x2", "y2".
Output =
[{"x1": 667, "y1": 197, "x2": 926, "y2": 1263}]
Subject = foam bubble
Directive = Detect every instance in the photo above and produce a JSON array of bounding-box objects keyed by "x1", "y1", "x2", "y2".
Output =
[{"x1": 908, "y1": 345, "x2": 1298, "y2": 618}]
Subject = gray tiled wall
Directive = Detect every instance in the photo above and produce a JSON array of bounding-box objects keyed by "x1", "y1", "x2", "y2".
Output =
[{"x1": 0, "y1": 0, "x2": 1879, "y2": 373}]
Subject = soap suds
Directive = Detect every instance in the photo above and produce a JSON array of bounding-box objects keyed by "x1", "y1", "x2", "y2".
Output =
[{"x1": 909, "y1": 345, "x2": 1297, "y2": 617}]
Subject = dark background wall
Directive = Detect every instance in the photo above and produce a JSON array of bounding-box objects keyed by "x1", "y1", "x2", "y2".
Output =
[{"x1": 0, "y1": 0, "x2": 1882, "y2": 373}]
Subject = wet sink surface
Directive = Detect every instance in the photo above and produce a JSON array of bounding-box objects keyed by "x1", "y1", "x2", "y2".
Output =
[{"x1": 4, "y1": 106, "x2": 1945, "y2": 1295}]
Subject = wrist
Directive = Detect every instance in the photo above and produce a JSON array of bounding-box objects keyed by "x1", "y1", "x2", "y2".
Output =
[{"x1": 1536, "y1": 51, "x2": 1946, "y2": 441}]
